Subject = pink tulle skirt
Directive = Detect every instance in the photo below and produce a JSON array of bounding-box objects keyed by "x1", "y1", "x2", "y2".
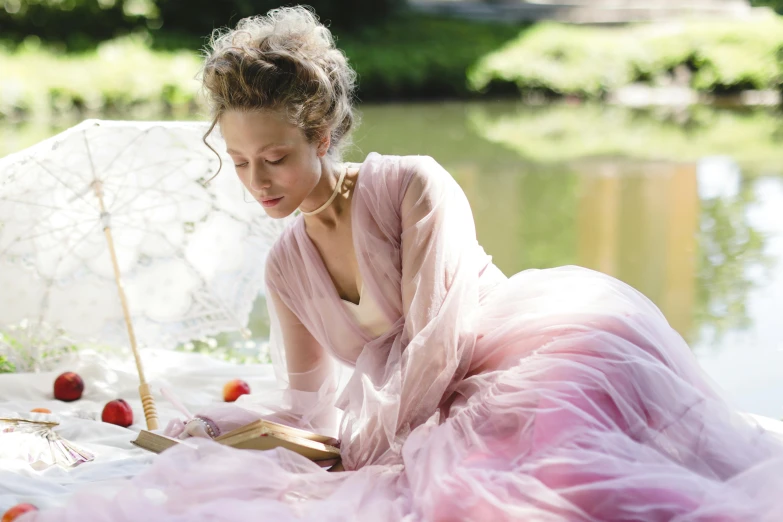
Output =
[{"x1": 24, "y1": 267, "x2": 783, "y2": 522}]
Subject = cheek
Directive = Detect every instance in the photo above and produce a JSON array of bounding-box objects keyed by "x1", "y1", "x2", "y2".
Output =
[
  {"x1": 234, "y1": 168, "x2": 253, "y2": 189},
  {"x1": 281, "y1": 166, "x2": 311, "y2": 191}
]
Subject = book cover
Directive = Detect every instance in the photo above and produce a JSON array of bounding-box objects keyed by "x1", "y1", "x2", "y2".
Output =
[{"x1": 131, "y1": 421, "x2": 340, "y2": 464}]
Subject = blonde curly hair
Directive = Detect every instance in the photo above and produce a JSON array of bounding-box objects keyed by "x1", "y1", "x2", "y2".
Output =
[{"x1": 200, "y1": 6, "x2": 358, "y2": 176}]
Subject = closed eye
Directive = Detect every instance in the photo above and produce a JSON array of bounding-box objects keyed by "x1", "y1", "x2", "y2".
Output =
[{"x1": 234, "y1": 157, "x2": 285, "y2": 168}]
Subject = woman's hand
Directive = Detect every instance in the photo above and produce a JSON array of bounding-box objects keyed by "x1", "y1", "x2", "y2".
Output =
[
  {"x1": 175, "y1": 416, "x2": 220, "y2": 440},
  {"x1": 328, "y1": 460, "x2": 344, "y2": 472}
]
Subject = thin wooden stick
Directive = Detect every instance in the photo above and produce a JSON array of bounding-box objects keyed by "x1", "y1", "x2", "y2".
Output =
[
  {"x1": 92, "y1": 181, "x2": 159, "y2": 430},
  {"x1": 0, "y1": 417, "x2": 60, "y2": 428}
]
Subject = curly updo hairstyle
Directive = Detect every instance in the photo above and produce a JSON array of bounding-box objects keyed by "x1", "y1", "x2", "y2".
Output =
[{"x1": 200, "y1": 6, "x2": 358, "y2": 176}]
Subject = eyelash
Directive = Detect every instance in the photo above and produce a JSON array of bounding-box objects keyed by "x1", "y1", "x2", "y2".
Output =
[{"x1": 234, "y1": 157, "x2": 285, "y2": 168}]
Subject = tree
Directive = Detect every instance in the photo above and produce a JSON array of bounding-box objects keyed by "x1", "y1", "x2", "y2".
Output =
[
  {"x1": 0, "y1": 0, "x2": 154, "y2": 50},
  {"x1": 156, "y1": 1, "x2": 404, "y2": 35},
  {"x1": 750, "y1": 0, "x2": 783, "y2": 13},
  {"x1": 0, "y1": 1, "x2": 406, "y2": 50}
]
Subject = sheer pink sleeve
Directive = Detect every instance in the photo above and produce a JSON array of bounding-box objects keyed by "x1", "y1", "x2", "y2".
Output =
[
  {"x1": 338, "y1": 156, "x2": 484, "y2": 469},
  {"x1": 163, "y1": 249, "x2": 341, "y2": 441},
  {"x1": 258, "y1": 268, "x2": 341, "y2": 435}
]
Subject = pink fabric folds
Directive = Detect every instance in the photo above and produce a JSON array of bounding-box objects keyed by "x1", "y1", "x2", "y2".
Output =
[
  {"x1": 21, "y1": 153, "x2": 783, "y2": 522},
  {"x1": 264, "y1": 153, "x2": 503, "y2": 468}
]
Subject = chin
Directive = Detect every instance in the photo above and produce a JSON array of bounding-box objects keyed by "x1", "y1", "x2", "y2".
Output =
[{"x1": 262, "y1": 205, "x2": 296, "y2": 219}]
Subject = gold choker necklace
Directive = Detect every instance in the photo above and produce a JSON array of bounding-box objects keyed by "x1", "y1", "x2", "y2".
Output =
[{"x1": 299, "y1": 164, "x2": 348, "y2": 217}]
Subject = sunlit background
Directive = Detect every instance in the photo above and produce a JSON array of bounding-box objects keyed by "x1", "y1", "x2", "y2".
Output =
[{"x1": 2, "y1": 0, "x2": 783, "y2": 417}]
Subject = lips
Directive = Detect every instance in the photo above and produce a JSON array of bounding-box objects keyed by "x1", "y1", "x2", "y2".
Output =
[{"x1": 260, "y1": 196, "x2": 283, "y2": 208}]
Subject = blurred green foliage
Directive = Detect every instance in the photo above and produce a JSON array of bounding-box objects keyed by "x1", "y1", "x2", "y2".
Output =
[
  {"x1": 0, "y1": 327, "x2": 80, "y2": 373},
  {"x1": 0, "y1": 354, "x2": 15, "y2": 373},
  {"x1": 751, "y1": 0, "x2": 783, "y2": 13},
  {"x1": 0, "y1": 15, "x2": 522, "y2": 121},
  {"x1": 0, "y1": 0, "x2": 404, "y2": 52},
  {"x1": 467, "y1": 103, "x2": 783, "y2": 170},
  {"x1": 5, "y1": 2, "x2": 783, "y2": 110},
  {"x1": 153, "y1": 0, "x2": 405, "y2": 43},
  {"x1": 469, "y1": 17, "x2": 783, "y2": 98},
  {"x1": 175, "y1": 338, "x2": 272, "y2": 365},
  {"x1": 0, "y1": 0, "x2": 155, "y2": 52},
  {"x1": 338, "y1": 16, "x2": 523, "y2": 99},
  {"x1": 695, "y1": 179, "x2": 772, "y2": 340},
  {"x1": 0, "y1": 34, "x2": 203, "y2": 121}
]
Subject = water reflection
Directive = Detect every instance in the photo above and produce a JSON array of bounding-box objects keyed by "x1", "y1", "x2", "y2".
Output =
[
  {"x1": 439, "y1": 155, "x2": 771, "y2": 345},
  {"x1": 576, "y1": 161, "x2": 701, "y2": 338},
  {"x1": 352, "y1": 102, "x2": 780, "y2": 347},
  {"x1": 466, "y1": 102, "x2": 783, "y2": 169},
  {"x1": 695, "y1": 163, "x2": 773, "y2": 344}
]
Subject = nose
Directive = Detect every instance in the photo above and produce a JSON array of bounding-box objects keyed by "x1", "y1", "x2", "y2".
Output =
[{"x1": 249, "y1": 162, "x2": 271, "y2": 192}]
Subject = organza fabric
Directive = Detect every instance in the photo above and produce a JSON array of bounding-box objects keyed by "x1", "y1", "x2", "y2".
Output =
[
  {"x1": 23, "y1": 153, "x2": 783, "y2": 522},
  {"x1": 340, "y1": 283, "x2": 393, "y2": 338}
]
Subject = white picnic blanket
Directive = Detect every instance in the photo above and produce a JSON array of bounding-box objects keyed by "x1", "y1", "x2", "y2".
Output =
[
  {"x1": 0, "y1": 348, "x2": 280, "y2": 513},
  {"x1": 1, "y1": 349, "x2": 783, "y2": 514}
]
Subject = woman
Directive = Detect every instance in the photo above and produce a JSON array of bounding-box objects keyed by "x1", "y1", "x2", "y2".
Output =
[{"x1": 26, "y1": 6, "x2": 783, "y2": 522}]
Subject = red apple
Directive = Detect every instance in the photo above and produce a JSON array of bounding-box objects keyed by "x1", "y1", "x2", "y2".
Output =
[
  {"x1": 101, "y1": 399, "x2": 133, "y2": 427},
  {"x1": 53, "y1": 372, "x2": 84, "y2": 402},
  {"x1": 2, "y1": 503, "x2": 37, "y2": 522},
  {"x1": 223, "y1": 379, "x2": 251, "y2": 402}
]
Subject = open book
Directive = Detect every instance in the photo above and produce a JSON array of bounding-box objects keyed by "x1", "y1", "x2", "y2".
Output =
[{"x1": 131, "y1": 418, "x2": 341, "y2": 466}]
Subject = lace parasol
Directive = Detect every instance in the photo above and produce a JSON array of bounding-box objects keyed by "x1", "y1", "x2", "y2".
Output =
[{"x1": 0, "y1": 120, "x2": 288, "y2": 428}]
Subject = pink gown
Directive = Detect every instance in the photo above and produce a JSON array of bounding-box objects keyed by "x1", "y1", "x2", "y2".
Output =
[{"x1": 24, "y1": 153, "x2": 783, "y2": 521}]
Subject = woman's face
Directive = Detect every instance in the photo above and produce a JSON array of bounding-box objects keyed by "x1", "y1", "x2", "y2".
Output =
[{"x1": 220, "y1": 109, "x2": 324, "y2": 218}]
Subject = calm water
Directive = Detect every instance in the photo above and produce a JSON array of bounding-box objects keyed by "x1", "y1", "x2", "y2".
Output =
[{"x1": 2, "y1": 101, "x2": 783, "y2": 417}]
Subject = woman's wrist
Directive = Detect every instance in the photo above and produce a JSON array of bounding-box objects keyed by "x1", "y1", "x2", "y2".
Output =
[
  {"x1": 186, "y1": 416, "x2": 221, "y2": 439},
  {"x1": 327, "y1": 460, "x2": 344, "y2": 472}
]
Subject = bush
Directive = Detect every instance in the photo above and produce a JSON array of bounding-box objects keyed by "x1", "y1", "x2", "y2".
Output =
[
  {"x1": 0, "y1": 15, "x2": 523, "y2": 120},
  {"x1": 155, "y1": 0, "x2": 404, "y2": 36},
  {"x1": 338, "y1": 15, "x2": 523, "y2": 100},
  {"x1": 0, "y1": 34, "x2": 203, "y2": 121},
  {"x1": 0, "y1": 1, "x2": 405, "y2": 52},
  {"x1": 469, "y1": 17, "x2": 783, "y2": 98},
  {"x1": 751, "y1": 0, "x2": 783, "y2": 13},
  {"x1": 0, "y1": 0, "x2": 155, "y2": 52}
]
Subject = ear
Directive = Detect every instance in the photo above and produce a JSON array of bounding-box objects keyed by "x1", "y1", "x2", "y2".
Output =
[{"x1": 317, "y1": 134, "x2": 331, "y2": 157}]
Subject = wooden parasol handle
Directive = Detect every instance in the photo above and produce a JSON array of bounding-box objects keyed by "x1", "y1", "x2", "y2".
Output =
[{"x1": 92, "y1": 181, "x2": 159, "y2": 430}]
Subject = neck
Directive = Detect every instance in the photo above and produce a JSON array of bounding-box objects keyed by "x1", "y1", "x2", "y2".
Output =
[{"x1": 301, "y1": 161, "x2": 348, "y2": 227}]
